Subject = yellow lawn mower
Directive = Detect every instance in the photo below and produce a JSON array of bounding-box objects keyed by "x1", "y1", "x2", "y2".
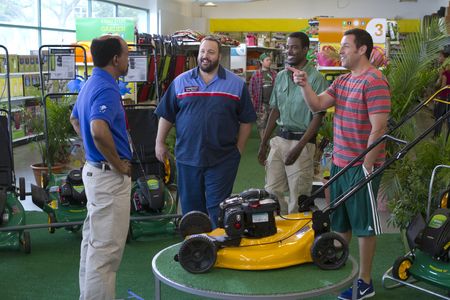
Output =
[{"x1": 174, "y1": 189, "x2": 349, "y2": 273}]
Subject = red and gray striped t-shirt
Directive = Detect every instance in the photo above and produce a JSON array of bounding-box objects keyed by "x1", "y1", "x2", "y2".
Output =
[{"x1": 326, "y1": 67, "x2": 391, "y2": 168}]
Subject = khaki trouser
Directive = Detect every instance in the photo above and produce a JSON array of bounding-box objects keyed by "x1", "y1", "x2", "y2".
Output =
[
  {"x1": 79, "y1": 163, "x2": 131, "y2": 300},
  {"x1": 265, "y1": 136, "x2": 315, "y2": 214}
]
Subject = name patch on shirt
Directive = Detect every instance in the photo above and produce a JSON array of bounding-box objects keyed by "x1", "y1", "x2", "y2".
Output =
[{"x1": 184, "y1": 86, "x2": 199, "y2": 92}]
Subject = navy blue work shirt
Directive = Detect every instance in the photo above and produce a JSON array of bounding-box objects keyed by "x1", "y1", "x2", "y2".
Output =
[
  {"x1": 155, "y1": 65, "x2": 256, "y2": 167},
  {"x1": 71, "y1": 68, "x2": 132, "y2": 162}
]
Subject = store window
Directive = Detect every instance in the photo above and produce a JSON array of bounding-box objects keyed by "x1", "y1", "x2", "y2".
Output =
[
  {"x1": 41, "y1": 0, "x2": 88, "y2": 30},
  {"x1": 41, "y1": 30, "x2": 77, "y2": 45},
  {"x1": 118, "y1": 5, "x2": 147, "y2": 32},
  {"x1": 92, "y1": 1, "x2": 116, "y2": 18},
  {"x1": 0, "y1": 0, "x2": 148, "y2": 55},
  {"x1": 0, "y1": 27, "x2": 39, "y2": 54},
  {"x1": 0, "y1": 0, "x2": 38, "y2": 27}
]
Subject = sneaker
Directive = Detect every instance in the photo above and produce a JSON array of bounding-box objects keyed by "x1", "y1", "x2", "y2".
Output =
[{"x1": 337, "y1": 279, "x2": 375, "y2": 300}]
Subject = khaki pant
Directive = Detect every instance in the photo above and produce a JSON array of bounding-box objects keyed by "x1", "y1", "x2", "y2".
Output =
[
  {"x1": 265, "y1": 136, "x2": 315, "y2": 214},
  {"x1": 79, "y1": 163, "x2": 131, "y2": 300}
]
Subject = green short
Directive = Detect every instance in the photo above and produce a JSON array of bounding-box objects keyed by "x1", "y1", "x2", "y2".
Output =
[{"x1": 330, "y1": 164, "x2": 383, "y2": 237}]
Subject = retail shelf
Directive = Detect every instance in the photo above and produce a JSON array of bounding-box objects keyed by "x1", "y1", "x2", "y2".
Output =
[
  {"x1": 247, "y1": 46, "x2": 282, "y2": 51},
  {"x1": 76, "y1": 62, "x2": 94, "y2": 66},
  {"x1": 0, "y1": 96, "x2": 40, "y2": 104},
  {"x1": 0, "y1": 72, "x2": 40, "y2": 76}
]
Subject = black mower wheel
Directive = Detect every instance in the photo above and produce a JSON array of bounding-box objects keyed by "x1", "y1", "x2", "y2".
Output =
[
  {"x1": 20, "y1": 231, "x2": 31, "y2": 254},
  {"x1": 311, "y1": 232, "x2": 349, "y2": 270},
  {"x1": 392, "y1": 256, "x2": 413, "y2": 281},
  {"x1": 19, "y1": 177, "x2": 26, "y2": 200},
  {"x1": 178, "y1": 235, "x2": 217, "y2": 274},
  {"x1": 179, "y1": 211, "x2": 212, "y2": 238}
]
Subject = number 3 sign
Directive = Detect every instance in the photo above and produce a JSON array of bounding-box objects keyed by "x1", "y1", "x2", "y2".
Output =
[{"x1": 365, "y1": 18, "x2": 387, "y2": 44}]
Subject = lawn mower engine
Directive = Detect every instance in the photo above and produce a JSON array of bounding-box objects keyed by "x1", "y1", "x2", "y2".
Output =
[
  {"x1": 415, "y1": 208, "x2": 450, "y2": 262},
  {"x1": 59, "y1": 169, "x2": 86, "y2": 206},
  {"x1": 218, "y1": 189, "x2": 279, "y2": 238}
]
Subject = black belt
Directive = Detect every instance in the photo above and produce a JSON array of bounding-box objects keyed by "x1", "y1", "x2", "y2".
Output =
[
  {"x1": 277, "y1": 128, "x2": 316, "y2": 144},
  {"x1": 87, "y1": 161, "x2": 111, "y2": 171}
]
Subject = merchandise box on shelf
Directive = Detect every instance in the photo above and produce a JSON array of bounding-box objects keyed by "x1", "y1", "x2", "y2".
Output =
[{"x1": 0, "y1": 74, "x2": 24, "y2": 98}]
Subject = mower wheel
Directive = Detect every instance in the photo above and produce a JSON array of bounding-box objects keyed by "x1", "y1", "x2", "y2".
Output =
[
  {"x1": 178, "y1": 235, "x2": 217, "y2": 274},
  {"x1": 48, "y1": 213, "x2": 56, "y2": 234},
  {"x1": 392, "y1": 256, "x2": 412, "y2": 281},
  {"x1": 179, "y1": 211, "x2": 212, "y2": 238},
  {"x1": 311, "y1": 232, "x2": 349, "y2": 270},
  {"x1": 20, "y1": 231, "x2": 31, "y2": 254},
  {"x1": 19, "y1": 177, "x2": 26, "y2": 200}
]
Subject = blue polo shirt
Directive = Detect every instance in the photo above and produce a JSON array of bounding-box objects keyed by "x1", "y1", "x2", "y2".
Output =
[
  {"x1": 155, "y1": 65, "x2": 256, "y2": 167},
  {"x1": 71, "y1": 68, "x2": 131, "y2": 162}
]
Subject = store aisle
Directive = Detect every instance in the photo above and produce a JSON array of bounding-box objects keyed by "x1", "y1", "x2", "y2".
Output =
[{"x1": 12, "y1": 140, "x2": 399, "y2": 233}]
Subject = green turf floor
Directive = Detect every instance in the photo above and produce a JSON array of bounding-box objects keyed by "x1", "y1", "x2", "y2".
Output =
[
  {"x1": 1, "y1": 212, "x2": 446, "y2": 299},
  {"x1": 1, "y1": 131, "x2": 448, "y2": 299}
]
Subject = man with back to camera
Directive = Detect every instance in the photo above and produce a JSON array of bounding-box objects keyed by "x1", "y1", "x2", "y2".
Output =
[
  {"x1": 289, "y1": 28, "x2": 391, "y2": 300},
  {"x1": 154, "y1": 36, "x2": 256, "y2": 228},
  {"x1": 70, "y1": 35, "x2": 132, "y2": 300},
  {"x1": 258, "y1": 31, "x2": 329, "y2": 214},
  {"x1": 249, "y1": 53, "x2": 277, "y2": 140}
]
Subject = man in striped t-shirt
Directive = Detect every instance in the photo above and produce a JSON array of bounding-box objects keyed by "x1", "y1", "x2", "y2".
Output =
[{"x1": 288, "y1": 28, "x2": 391, "y2": 300}]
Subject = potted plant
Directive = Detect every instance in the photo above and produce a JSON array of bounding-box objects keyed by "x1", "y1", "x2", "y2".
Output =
[{"x1": 29, "y1": 96, "x2": 76, "y2": 186}]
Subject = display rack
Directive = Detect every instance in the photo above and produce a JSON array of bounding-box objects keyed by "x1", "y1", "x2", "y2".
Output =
[{"x1": 37, "y1": 44, "x2": 88, "y2": 170}]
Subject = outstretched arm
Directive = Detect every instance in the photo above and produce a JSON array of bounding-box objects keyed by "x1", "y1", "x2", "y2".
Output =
[{"x1": 286, "y1": 66, "x2": 335, "y2": 112}]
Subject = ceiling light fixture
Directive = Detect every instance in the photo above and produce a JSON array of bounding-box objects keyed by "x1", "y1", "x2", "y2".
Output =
[{"x1": 202, "y1": 2, "x2": 217, "y2": 7}]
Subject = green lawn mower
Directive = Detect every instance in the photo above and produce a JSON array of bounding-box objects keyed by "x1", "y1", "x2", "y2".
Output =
[
  {"x1": 383, "y1": 164, "x2": 450, "y2": 299},
  {"x1": 0, "y1": 44, "x2": 31, "y2": 253},
  {"x1": 30, "y1": 103, "x2": 180, "y2": 238},
  {"x1": 0, "y1": 109, "x2": 31, "y2": 253}
]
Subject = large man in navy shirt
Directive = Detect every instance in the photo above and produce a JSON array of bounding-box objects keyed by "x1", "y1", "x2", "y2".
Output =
[{"x1": 155, "y1": 36, "x2": 256, "y2": 227}]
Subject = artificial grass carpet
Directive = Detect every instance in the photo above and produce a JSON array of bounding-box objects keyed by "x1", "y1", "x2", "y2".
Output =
[
  {"x1": 2, "y1": 132, "x2": 448, "y2": 299},
  {"x1": 0, "y1": 211, "x2": 447, "y2": 299}
]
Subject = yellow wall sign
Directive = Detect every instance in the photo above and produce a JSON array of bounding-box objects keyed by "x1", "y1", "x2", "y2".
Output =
[
  {"x1": 319, "y1": 18, "x2": 387, "y2": 44},
  {"x1": 210, "y1": 19, "x2": 309, "y2": 32}
]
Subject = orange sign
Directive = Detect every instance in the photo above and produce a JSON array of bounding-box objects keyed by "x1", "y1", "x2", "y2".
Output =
[{"x1": 319, "y1": 18, "x2": 386, "y2": 44}]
